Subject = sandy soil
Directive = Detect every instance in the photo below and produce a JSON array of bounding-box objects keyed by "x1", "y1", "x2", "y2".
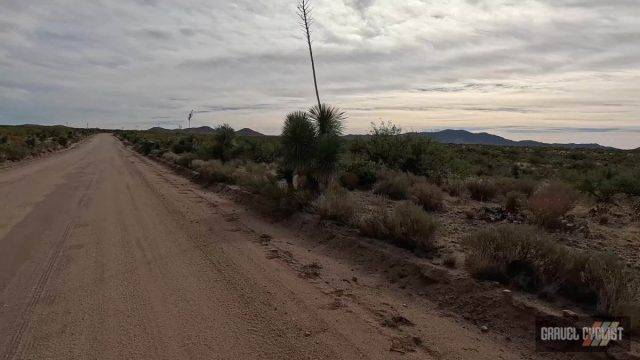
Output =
[{"x1": 0, "y1": 134, "x2": 594, "y2": 359}]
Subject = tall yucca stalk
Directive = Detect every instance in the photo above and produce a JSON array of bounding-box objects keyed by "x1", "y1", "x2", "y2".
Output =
[{"x1": 298, "y1": 0, "x2": 321, "y2": 109}]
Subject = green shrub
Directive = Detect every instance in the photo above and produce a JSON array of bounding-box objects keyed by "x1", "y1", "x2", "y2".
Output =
[
  {"x1": 339, "y1": 155, "x2": 378, "y2": 190},
  {"x1": 466, "y1": 178, "x2": 497, "y2": 201},
  {"x1": 528, "y1": 182, "x2": 577, "y2": 229},
  {"x1": 315, "y1": 184, "x2": 358, "y2": 224},
  {"x1": 360, "y1": 202, "x2": 438, "y2": 253},
  {"x1": 373, "y1": 170, "x2": 411, "y2": 200},
  {"x1": 410, "y1": 182, "x2": 445, "y2": 211}
]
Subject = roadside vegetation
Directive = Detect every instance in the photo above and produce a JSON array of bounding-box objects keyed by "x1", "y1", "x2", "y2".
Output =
[
  {"x1": 116, "y1": 117, "x2": 640, "y2": 324},
  {"x1": 0, "y1": 125, "x2": 95, "y2": 164}
]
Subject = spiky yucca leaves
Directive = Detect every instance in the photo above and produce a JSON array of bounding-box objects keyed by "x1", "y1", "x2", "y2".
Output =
[
  {"x1": 308, "y1": 104, "x2": 345, "y2": 184},
  {"x1": 308, "y1": 104, "x2": 345, "y2": 137},
  {"x1": 281, "y1": 111, "x2": 317, "y2": 181}
]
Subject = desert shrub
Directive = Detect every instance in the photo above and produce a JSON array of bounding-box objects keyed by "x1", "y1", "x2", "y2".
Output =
[
  {"x1": 365, "y1": 121, "x2": 406, "y2": 169},
  {"x1": 176, "y1": 153, "x2": 197, "y2": 168},
  {"x1": 504, "y1": 191, "x2": 525, "y2": 213},
  {"x1": 360, "y1": 202, "x2": 438, "y2": 254},
  {"x1": 442, "y1": 178, "x2": 466, "y2": 197},
  {"x1": 197, "y1": 159, "x2": 236, "y2": 184},
  {"x1": 162, "y1": 151, "x2": 180, "y2": 164},
  {"x1": 465, "y1": 224, "x2": 640, "y2": 319},
  {"x1": 410, "y1": 182, "x2": 445, "y2": 211},
  {"x1": 373, "y1": 170, "x2": 411, "y2": 200},
  {"x1": 171, "y1": 136, "x2": 195, "y2": 154},
  {"x1": 528, "y1": 182, "x2": 577, "y2": 228},
  {"x1": 465, "y1": 178, "x2": 497, "y2": 201},
  {"x1": 190, "y1": 159, "x2": 206, "y2": 170},
  {"x1": 339, "y1": 154, "x2": 378, "y2": 190},
  {"x1": 496, "y1": 177, "x2": 538, "y2": 197},
  {"x1": 578, "y1": 167, "x2": 640, "y2": 200},
  {"x1": 315, "y1": 184, "x2": 358, "y2": 224}
]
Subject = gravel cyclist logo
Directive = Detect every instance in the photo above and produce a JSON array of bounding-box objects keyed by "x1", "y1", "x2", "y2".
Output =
[{"x1": 536, "y1": 317, "x2": 629, "y2": 352}]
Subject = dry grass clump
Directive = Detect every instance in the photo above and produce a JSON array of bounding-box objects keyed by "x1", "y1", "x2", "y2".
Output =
[
  {"x1": 194, "y1": 159, "x2": 236, "y2": 184},
  {"x1": 465, "y1": 178, "x2": 497, "y2": 201},
  {"x1": 410, "y1": 182, "x2": 445, "y2": 212},
  {"x1": 442, "y1": 178, "x2": 466, "y2": 197},
  {"x1": 162, "y1": 151, "x2": 180, "y2": 163},
  {"x1": 360, "y1": 202, "x2": 438, "y2": 254},
  {"x1": 373, "y1": 170, "x2": 411, "y2": 200},
  {"x1": 465, "y1": 224, "x2": 639, "y2": 320},
  {"x1": 496, "y1": 177, "x2": 538, "y2": 197},
  {"x1": 528, "y1": 182, "x2": 577, "y2": 229},
  {"x1": 315, "y1": 184, "x2": 358, "y2": 224}
]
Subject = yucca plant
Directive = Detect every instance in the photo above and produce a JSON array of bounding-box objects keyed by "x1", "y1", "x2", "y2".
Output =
[
  {"x1": 308, "y1": 104, "x2": 344, "y2": 137},
  {"x1": 281, "y1": 111, "x2": 317, "y2": 186}
]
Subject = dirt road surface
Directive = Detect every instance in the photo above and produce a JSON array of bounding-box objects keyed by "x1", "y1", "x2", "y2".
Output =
[{"x1": 0, "y1": 134, "x2": 538, "y2": 359}]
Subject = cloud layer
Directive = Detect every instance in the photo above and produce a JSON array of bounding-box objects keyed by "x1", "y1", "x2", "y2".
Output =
[{"x1": 0, "y1": 0, "x2": 638, "y2": 148}]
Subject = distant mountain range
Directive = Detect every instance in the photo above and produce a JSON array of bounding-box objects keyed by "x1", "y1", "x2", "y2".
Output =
[
  {"x1": 147, "y1": 126, "x2": 614, "y2": 149},
  {"x1": 410, "y1": 129, "x2": 611, "y2": 149},
  {"x1": 148, "y1": 126, "x2": 265, "y2": 137}
]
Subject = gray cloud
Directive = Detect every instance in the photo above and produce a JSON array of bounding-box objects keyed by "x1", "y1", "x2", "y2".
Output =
[{"x1": 0, "y1": 0, "x2": 638, "y2": 148}]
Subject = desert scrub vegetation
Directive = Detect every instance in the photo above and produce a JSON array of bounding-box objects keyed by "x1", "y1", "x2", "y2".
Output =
[
  {"x1": 465, "y1": 224, "x2": 640, "y2": 319},
  {"x1": 465, "y1": 178, "x2": 498, "y2": 201},
  {"x1": 527, "y1": 182, "x2": 577, "y2": 229},
  {"x1": 359, "y1": 202, "x2": 438, "y2": 254},
  {"x1": 410, "y1": 182, "x2": 445, "y2": 211},
  {"x1": 373, "y1": 170, "x2": 412, "y2": 200},
  {"x1": 0, "y1": 125, "x2": 95, "y2": 163},
  {"x1": 314, "y1": 184, "x2": 358, "y2": 224}
]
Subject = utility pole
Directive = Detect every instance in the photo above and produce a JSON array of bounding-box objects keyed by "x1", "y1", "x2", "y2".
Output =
[{"x1": 298, "y1": 0, "x2": 321, "y2": 109}]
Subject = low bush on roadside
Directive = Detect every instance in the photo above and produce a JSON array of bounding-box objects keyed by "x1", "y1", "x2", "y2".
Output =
[
  {"x1": 528, "y1": 182, "x2": 577, "y2": 229},
  {"x1": 465, "y1": 224, "x2": 640, "y2": 320},
  {"x1": 162, "y1": 151, "x2": 180, "y2": 163},
  {"x1": 315, "y1": 184, "x2": 358, "y2": 224},
  {"x1": 466, "y1": 178, "x2": 497, "y2": 201},
  {"x1": 410, "y1": 182, "x2": 445, "y2": 212},
  {"x1": 176, "y1": 153, "x2": 197, "y2": 168},
  {"x1": 360, "y1": 202, "x2": 438, "y2": 254},
  {"x1": 373, "y1": 170, "x2": 411, "y2": 200},
  {"x1": 194, "y1": 159, "x2": 236, "y2": 184}
]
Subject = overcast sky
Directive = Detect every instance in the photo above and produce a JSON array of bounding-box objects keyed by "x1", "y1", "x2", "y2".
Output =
[{"x1": 0, "y1": 0, "x2": 638, "y2": 148}]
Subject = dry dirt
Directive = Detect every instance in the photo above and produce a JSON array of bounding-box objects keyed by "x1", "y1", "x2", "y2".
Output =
[{"x1": 0, "y1": 134, "x2": 614, "y2": 359}]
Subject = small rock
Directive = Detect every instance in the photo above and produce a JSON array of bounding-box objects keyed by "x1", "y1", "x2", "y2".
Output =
[
  {"x1": 351, "y1": 276, "x2": 358, "y2": 283},
  {"x1": 304, "y1": 331, "x2": 311, "y2": 337},
  {"x1": 480, "y1": 325, "x2": 489, "y2": 333}
]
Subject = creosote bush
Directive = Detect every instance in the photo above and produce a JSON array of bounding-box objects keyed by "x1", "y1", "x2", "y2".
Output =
[
  {"x1": 466, "y1": 178, "x2": 498, "y2": 201},
  {"x1": 360, "y1": 202, "x2": 438, "y2": 254},
  {"x1": 528, "y1": 182, "x2": 577, "y2": 229},
  {"x1": 410, "y1": 182, "x2": 445, "y2": 212},
  {"x1": 465, "y1": 224, "x2": 639, "y2": 320},
  {"x1": 315, "y1": 184, "x2": 358, "y2": 224}
]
